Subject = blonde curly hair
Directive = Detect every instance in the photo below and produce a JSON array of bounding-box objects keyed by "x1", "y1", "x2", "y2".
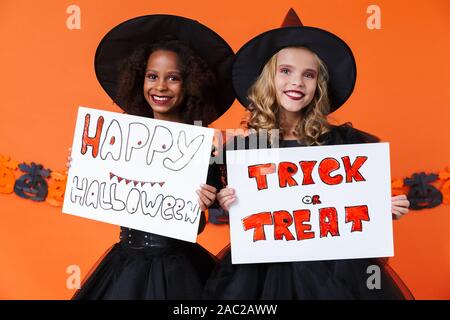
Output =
[{"x1": 244, "y1": 46, "x2": 332, "y2": 146}]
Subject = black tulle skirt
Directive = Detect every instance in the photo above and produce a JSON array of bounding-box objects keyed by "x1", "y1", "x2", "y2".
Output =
[
  {"x1": 203, "y1": 245, "x2": 414, "y2": 300},
  {"x1": 73, "y1": 232, "x2": 216, "y2": 300}
]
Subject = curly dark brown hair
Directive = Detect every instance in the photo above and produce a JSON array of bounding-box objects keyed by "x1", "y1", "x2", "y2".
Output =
[{"x1": 115, "y1": 39, "x2": 218, "y2": 126}]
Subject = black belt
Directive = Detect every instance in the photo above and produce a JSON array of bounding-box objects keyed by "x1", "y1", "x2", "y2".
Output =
[{"x1": 119, "y1": 227, "x2": 180, "y2": 248}]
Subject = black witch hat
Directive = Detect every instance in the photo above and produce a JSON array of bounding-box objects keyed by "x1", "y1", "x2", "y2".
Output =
[
  {"x1": 95, "y1": 14, "x2": 235, "y2": 123},
  {"x1": 233, "y1": 8, "x2": 357, "y2": 113}
]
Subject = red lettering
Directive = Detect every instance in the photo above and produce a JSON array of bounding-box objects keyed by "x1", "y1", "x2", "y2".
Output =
[
  {"x1": 319, "y1": 207, "x2": 340, "y2": 237},
  {"x1": 293, "y1": 209, "x2": 315, "y2": 240},
  {"x1": 81, "y1": 114, "x2": 104, "y2": 158},
  {"x1": 278, "y1": 162, "x2": 298, "y2": 188},
  {"x1": 299, "y1": 161, "x2": 317, "y2": 185},
  {"x1": 247, "y1": 156, "x2": 370, "y2": 190},
  {"x1": 273, "y1": 210, "x2": 295, "y2": 240},
  {"x1": 242, "y1": 206, "x2": 371, "y2": 241},
  {"x1": 318, "y1": 158, "x2": 343, "y2": 185},
  {"x1": 312, "y1": 195, "x2": 321, "y2": 205},
  {"x1": 345, "y1": 205, "x2": 370, "y2": 232},
  {"x1": 248, "y1": 163, "x2": 276, "y2": 190},
  {"x1": 342, "y1": 156, "x2": 367, "y2": 183},
  {"x1": 242, "y1": 212, "x2": 273, "y2": 241}
]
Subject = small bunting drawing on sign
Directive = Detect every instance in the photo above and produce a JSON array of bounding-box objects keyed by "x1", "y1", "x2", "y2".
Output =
[{"x1": 109, "y1": 171, "x2": 165, "y2": 188}]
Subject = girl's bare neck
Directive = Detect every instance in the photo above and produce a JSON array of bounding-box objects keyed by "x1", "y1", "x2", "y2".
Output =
[
  {"x1": 153, "y1": 112, "x2": 183, "y2": 123},
  {"x1": 279, "y1": 109, "x2": 302, "y2": 140}
]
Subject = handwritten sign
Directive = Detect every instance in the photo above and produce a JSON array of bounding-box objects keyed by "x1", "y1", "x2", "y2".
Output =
[
  {"x1": 62, "y1": 106, "x2": 214, "y2": 242},
  {"x1": 226, "y1": 143, "x2": 393, "y2": 263}
]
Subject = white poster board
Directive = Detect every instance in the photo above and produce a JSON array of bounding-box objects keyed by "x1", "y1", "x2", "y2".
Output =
[
  {"x1": 62, "y1": 106, "x2": 214, "y2": 243},
  {"x1": 227, "y1": 143, "x2": 393, "y2": 264}
]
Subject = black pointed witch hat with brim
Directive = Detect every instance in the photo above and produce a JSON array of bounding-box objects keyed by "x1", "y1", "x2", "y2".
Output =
[
  {"x1": 94, "y1": 14, "x2": 235, "y2": 123},
  {"x1": 232, "y1": 8, "x2": 356, "y2": 113}
]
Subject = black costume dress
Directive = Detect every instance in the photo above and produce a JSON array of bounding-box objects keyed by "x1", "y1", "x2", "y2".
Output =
[
  {"x1": 204, "y1": 124, "x2": 414, "y2": 300},
  {"x1": 73, "y1": 175, "x2": 217, "y2": 300}
]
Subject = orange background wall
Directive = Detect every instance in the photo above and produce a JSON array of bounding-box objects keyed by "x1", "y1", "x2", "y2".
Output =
[{"x1": 0, "y1": 0, "x2": 449, "y2": 299}]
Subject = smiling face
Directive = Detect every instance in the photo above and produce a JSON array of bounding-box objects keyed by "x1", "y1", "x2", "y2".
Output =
[
  {"x1": 274, "y1": 47, "x2": 319, "y2": 114},
  {"x1": 143, "y1": 50, "x2": 184, "y2": 120}
]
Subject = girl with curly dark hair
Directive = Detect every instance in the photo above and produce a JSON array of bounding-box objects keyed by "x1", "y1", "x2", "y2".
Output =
[{"x1": 71, "y1": 14, "x2": 234, "y2": 300}]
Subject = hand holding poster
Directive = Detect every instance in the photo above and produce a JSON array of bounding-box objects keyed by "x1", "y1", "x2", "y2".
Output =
[
  {"x1": 227, "y1": 143, "x2": 393, "y2": 264},
  {"x1": 62, "y1": 106, "x2": 214, "y2": 242}
]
